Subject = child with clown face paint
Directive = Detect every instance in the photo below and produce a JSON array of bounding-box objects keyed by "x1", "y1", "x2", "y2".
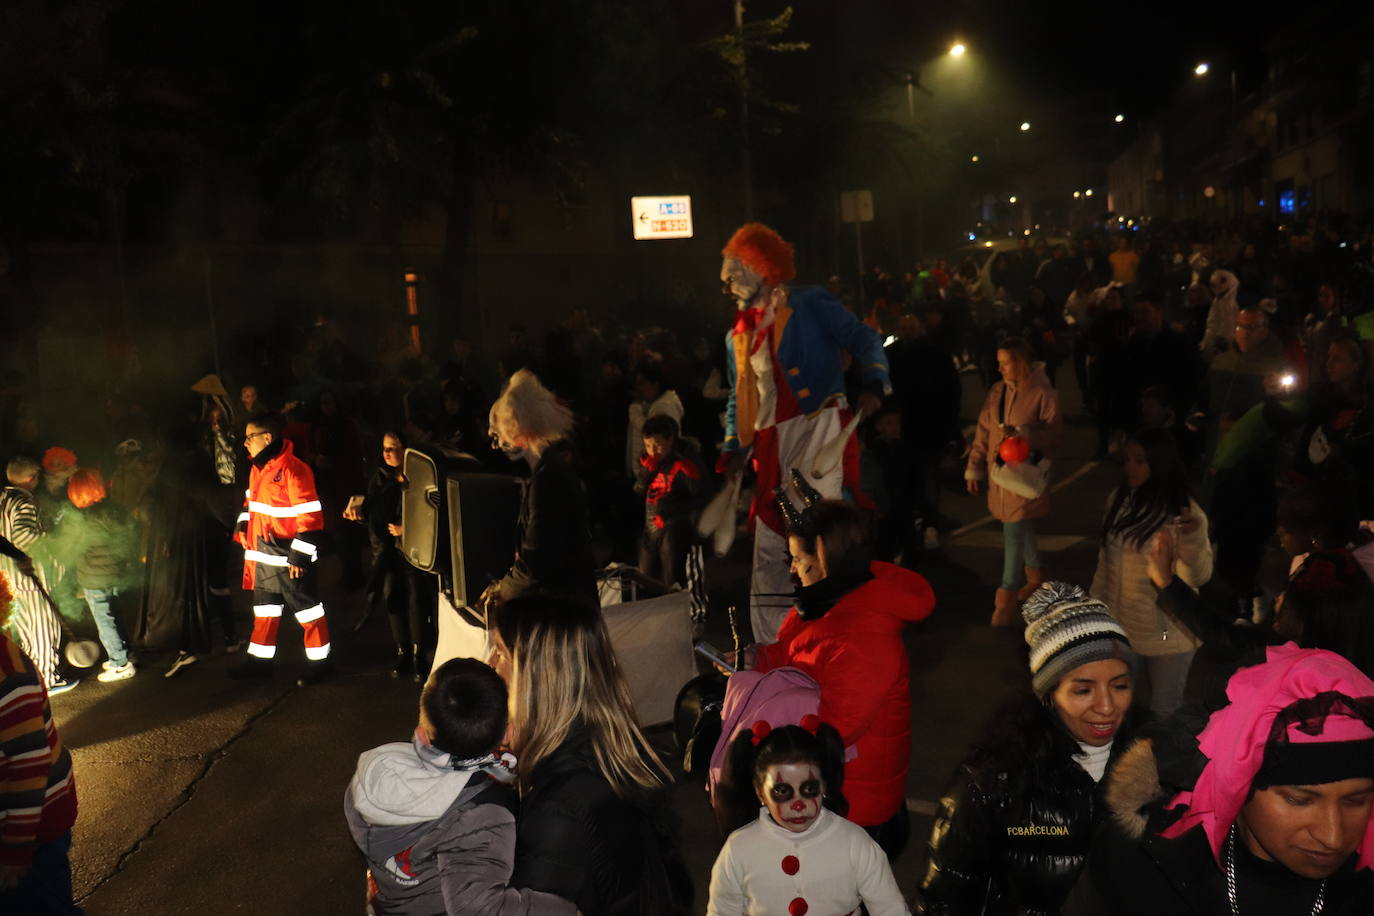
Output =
[{"x1": 707, "y1": 718, "x2": 911, "y2": 916}]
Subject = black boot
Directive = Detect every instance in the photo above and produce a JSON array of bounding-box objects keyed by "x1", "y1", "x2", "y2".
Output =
[
  {"x1": 411, "y1": 644, "x2": 430, "y2": 685},
  {"x1": 391, "y1": 647, "x2": 412, "y2": 679},
  {"x1": 297, "y1": 659, "x2": 334, "y2": 687},
  {"x1": 387, "y1": 614, "x2": 410, "y2": 679}
]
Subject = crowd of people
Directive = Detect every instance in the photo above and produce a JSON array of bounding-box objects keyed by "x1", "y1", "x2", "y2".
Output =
[{"x1": 2, "y1": 212, "x2": 1374, "y2": 912}]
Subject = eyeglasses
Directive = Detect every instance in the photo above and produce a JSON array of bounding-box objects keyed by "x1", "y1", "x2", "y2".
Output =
[{"x1": 245, "y1": 431, "x2": 271, "y2": 441}]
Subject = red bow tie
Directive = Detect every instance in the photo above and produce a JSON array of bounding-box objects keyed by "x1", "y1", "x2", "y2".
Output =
[{"x1": 734, "y1": 305, "x2": 766, "y2": 335}]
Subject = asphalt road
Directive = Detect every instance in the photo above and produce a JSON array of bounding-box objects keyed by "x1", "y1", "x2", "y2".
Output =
[{"x1": 59, "y1": 366, "x2": 1134, "y2": 915}]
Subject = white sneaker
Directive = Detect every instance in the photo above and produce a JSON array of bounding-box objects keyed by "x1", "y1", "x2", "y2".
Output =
[
  {"x1": 103, "y1": 653, "x2": 138, "y2": 670},
  {"x1": 47, "y1": 676, "x2": 77, "y2": 696},
  {"x1": 98, "y1": 662, "x2": 136, "y2": 683}
]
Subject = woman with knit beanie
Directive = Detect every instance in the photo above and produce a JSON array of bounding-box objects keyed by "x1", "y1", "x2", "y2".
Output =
[
  {"x1": 918, "y1": 582, "x2": 1140, "y2": 914},
  {"x1": 1066, "y1": 645, "x2": 1374, "y2": 914}
]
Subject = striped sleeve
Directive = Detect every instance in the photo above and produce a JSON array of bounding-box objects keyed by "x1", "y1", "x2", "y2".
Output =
[
  {"x1": 0, "y1": 640, "x2": 54, "y2": 866},
  {"x1": 0, "y1": 492, "x2": 42, "y2": 552}
]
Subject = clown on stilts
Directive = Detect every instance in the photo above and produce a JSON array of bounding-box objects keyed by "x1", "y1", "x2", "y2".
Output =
[{"x1": 717, "y1": 223, "x2": 891, "y2": 643}]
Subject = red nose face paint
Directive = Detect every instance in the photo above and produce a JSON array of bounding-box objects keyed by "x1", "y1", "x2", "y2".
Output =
[{"x1": 758, "y1": 761, "x2": 823, "y2": 833}]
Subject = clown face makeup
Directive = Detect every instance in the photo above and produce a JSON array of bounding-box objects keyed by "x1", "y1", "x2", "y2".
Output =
[
  {"x1": 757, "y1": 761, "x2": 824, "y2": 833},
  {"x1": 720, "y1": 256, "x2": 765, "y2": 308}
]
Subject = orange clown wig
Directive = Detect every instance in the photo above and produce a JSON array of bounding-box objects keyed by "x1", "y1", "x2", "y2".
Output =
[
  {"x1": 67, "y1": 468, "x2": 108, "y2": 509},
  {"x1": 722, "y1": 223, "x2": 797, "y2": 288},
  {"x1": 42, "y1": 446, "x2": 78, "y2": 474}
]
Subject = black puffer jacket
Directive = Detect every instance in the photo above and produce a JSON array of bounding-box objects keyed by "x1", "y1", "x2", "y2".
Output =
[
  {"x1": 919, "y1": 697, "x2": 1133, "y2": 916},
  {"x1": 511, "y1": 733, "x2": 691, "y2": 916},
  {"x1": 360, "y1": 465, "x2": 403, "y2": 548}
]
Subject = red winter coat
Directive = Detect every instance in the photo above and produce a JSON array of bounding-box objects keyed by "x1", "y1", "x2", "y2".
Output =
[
  {"x1": 234, "y1": 439, "x2": 325, "y2": 589},
  {"x1": 754, "y1": 561, "x2": 935, "y2": 826}
]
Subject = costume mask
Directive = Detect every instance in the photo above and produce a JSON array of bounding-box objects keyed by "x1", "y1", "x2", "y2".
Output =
[
  {"x1": 721, "y1": 256, "x2": 765, "y2": 308},
  {"x1": 757, "y1": 761, "x2": 824, "y2": 833}
]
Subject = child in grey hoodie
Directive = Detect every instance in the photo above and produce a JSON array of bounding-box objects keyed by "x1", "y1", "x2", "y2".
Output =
[{"x1": 345, "y1": 658, "x2": 577, "y2": 916}]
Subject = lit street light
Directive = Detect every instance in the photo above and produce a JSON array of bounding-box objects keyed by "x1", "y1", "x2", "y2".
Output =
[
  {"x1": 1114, "y1": 113, "x2": 1125, "y2": 123},
  {"x1": 1073, "y1": 191, "x2": 1082, "y2": 199},
  {"x1": 1194, "y1": 62, "x2": 1210, "y2": 76},
  {"x1": 1084, "y1": 188, "x2": 1094, "y2": 197},
  {"x1": 1019, "y1": 121, "x2": 1031, "y2": 132},
  {"x1": 949, "y1": 42, "x2": 966, "y2": 57},
  {"x1": 1008, "y1": 195, "x2": 1017, "y2": 204},
  {"x1": 970, "y1": 154, "x2": 979, "y2": 162}
]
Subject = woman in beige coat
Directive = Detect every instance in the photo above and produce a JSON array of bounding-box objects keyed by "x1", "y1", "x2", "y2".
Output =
[
  {"x1": 1089, "y1": 427, "x2": 1212, "y2": 717},
  {"x1": 965, "y1": 338, "x2": 1063, "y2": 625}
]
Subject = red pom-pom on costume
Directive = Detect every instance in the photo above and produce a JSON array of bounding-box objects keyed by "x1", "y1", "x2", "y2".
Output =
[
  {"x1": 750, "y1": 720, "x2": 773, "y2": 746},
  {"x1": 780, "y1": 855, "x2": 799, "y2": 875},
  {"x1": 998, "y1": 436, "x2": 1030, "y2": 465},
  {"x1": 799, "y1": 714, "x2": 821, "y2": 735},
  {"x1": 788, "y1": 897, "x2": 809, "y2": 916}
]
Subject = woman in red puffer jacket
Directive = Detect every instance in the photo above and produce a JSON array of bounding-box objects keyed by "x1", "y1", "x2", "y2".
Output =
[{"x1": 751, "y1": 495, "x2": 935, "y2": 857}]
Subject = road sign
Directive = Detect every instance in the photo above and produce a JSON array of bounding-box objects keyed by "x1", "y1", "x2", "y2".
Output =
[
  {"x1": 631, "y1": 195, "x2": 694, "y2": 240},
  {"x1": 840, "y1": 190, "x2": 874, "y2": 223}
]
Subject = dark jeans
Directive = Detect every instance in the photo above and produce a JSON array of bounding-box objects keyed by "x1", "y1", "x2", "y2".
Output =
[
  {"x1": 638, "y1": 521, "x2": 691, "y2": 588},
  {"x1": 0, "y1": 831, "x2": 81, "y2": 915}
]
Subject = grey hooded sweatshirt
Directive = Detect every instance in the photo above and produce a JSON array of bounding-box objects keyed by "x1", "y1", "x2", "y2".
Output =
[{"x1": 344, "y1": 735, "x2": 577, "y2": 916}]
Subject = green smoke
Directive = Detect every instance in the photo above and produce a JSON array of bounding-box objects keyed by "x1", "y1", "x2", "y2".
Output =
[{"x1": 34, "y1": 502, "x2": 142, "y2": 623}]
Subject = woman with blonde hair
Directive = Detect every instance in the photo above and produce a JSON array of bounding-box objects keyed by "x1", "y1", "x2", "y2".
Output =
[
  {"x1": 490, "y1": 595, "x2": 692, "y2": 914},
  {"x1": 482, "y1": 370, "x2": 596, "y2": 608}
]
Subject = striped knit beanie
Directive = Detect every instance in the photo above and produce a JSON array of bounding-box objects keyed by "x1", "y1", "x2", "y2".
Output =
[{"x1": 1023, "y1": 582, "x2": 1139, "y2": 697}]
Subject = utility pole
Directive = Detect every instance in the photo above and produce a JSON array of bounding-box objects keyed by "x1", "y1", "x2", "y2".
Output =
[
  {"x1": 906, "y1": 72, "x2": 922, "y2": 257},
  {"x1": 735, "y1": 0, "x2": 754, "y2": 219}
]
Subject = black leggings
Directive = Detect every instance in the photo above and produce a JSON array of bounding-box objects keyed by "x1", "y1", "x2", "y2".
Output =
[{"x1": 368, "y1": 544, "x2": 435, "y2": 650}]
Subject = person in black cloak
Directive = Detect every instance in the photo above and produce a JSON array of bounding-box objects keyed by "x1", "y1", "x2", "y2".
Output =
[
  {"x1": 136, "y1": 423, "x2": 242, "y2": 676},
  {"x1": 344, "y1": 430, "x2": 437, "y2": 682}
]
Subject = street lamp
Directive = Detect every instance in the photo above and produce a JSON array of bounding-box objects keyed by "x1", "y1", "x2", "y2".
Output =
[
  {"x1": 1114, "y1": 113, "x2": 1125, "y2": 123},
  {"x1": 1019, "y1": 121, "x2": 1031, "y2": 132},
  {"x1": 1073, "y1": 191, "x2": 1082, "y2": 199},
  {"x1": 1193, "y1": 58, "x2": 1240, "y2": 215},
  {"x1": 949, "y1": 42, "x2": 966, "y2": 57},
  {"x1": 1008, "y1": 195, "x2": 1017, "y2": 204},
  {"x1": 970, "y1": 154, "x2": 979, "y2": 162},
  {"x1": 1085, "y1": 188, "x2": 1094, "y2": 197}
]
